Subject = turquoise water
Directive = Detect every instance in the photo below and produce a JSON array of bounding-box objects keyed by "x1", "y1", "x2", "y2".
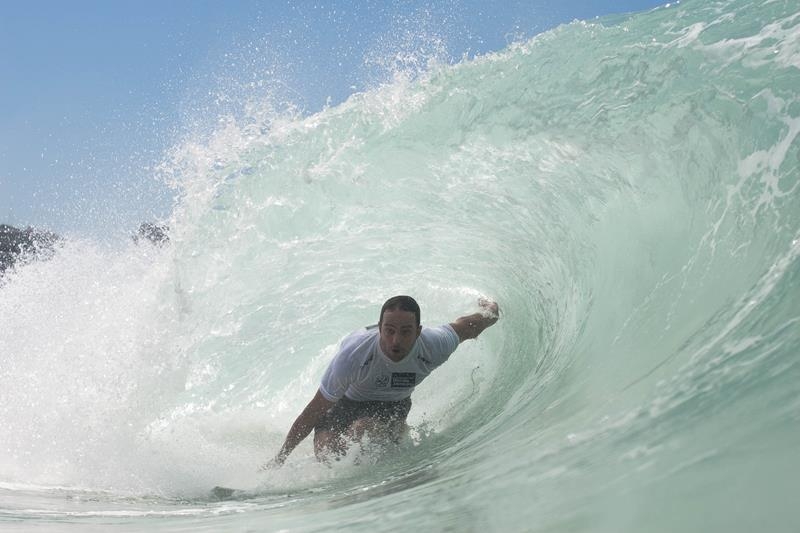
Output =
[{"x1": 2, "y1": 0, "x2": 799, "y2": 531}]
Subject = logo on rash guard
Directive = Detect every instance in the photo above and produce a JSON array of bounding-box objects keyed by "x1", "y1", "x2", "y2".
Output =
[
  {"x1": 375, "y1": 374, "x2": 389, "y2": 387},
  {"x1": 391, "y1": 373, "x2": 416, "y2": 388}
]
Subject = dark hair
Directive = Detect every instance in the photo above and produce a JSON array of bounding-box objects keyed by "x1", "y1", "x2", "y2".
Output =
[{"x1": 379, "y1": 295, "x2": 420, "y2": 327}]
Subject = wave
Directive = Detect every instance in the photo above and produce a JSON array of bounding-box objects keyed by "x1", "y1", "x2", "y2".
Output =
[{"x1": 1, "y1": 0, "x2": 799, "y2": 531}]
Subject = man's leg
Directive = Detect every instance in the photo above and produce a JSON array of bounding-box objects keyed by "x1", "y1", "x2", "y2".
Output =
[
  {"x1": 313, "y1": 398, "x2": 411, "y2": 460},
  {"x1": 347, "y1": 416, "x2": 378, "y2": 441},
  {"x1": 312, "y1": 398, "x2": 359, "y2": 461},
  {"x1": 313, "y1": 416, "x2": 387, "y2": 458},
  {"x1": 347, "y1": 416, "x2": 408, "y2": 444},
  {"x1": 313, "y1": 428, "x2": 347, "y2": 461}
]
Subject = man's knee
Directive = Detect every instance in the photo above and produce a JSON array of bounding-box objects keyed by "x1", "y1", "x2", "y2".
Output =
[
  {"x1": 348, "y1": 416, "x2": 386, "y2": 441},
  {"x1": 348, "y1": 416, "x2": 376, "y2": 439},
  {"x1": 349, "y1": 416, "x2": 406, "y2": 442},
  {"x1": 314, "y1": 429, "x2": 344, "y2": 459}
]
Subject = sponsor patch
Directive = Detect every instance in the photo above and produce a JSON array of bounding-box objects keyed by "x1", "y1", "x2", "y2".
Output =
[{"x1": 391, "y1": 372, "x2": 416, "y2": 388}]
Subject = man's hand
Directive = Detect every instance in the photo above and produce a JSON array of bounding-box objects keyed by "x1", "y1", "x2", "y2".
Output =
[
  {"x1": 259, "y1": 455, "x2": 285, "y2": 471},
  {"x1": 478, "y1": 298, "x2": 500, "y2": 318},
  {"x1": 450, "y1": 298, "x2": 500, "y2": 342}
]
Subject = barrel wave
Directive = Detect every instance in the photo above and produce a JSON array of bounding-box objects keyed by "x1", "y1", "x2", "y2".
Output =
[{"x1": 1, "y1": 0, "x2": 799, "y2": 531}]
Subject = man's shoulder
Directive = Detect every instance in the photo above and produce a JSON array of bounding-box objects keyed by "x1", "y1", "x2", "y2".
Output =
[
  {"x1": 345, "y1": 325, "x2": 378, "y2": 341},
  {"x1": 418, "y1": 324, "x2": 459, "y2": 354},
  {"x1": 420, "y1": 323, "x2": 459, "y2": 342},
  {"x1": 339, "y1": 326, "x2": 379, "y2": 355}
]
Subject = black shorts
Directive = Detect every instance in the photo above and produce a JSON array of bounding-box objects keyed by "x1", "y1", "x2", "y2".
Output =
[{"x1": 314, "y1": 396, "x2": 412, "y2": 435}]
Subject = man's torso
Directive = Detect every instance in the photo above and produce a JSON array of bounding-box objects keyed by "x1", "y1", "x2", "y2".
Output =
[{"x1": 320, "y1": 324, "x2": 459, "y2": 402}]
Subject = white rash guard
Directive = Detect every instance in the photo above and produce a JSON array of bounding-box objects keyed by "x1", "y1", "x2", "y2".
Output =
[{"x1": 319, "y1": 324, "x2": 460, "y2": 402}]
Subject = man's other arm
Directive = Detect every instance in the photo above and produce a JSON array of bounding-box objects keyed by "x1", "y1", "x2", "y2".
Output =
[{"x1": 270, "y1": 389, "x2": 334, "y2": 466}]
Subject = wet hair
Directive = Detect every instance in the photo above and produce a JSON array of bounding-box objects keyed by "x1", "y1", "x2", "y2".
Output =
[{"x1": 379, "y1": 295, "x2": 421, "y2": 327}]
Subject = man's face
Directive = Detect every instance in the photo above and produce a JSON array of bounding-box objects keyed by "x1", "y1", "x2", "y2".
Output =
[{"x1": 379, "y1": 309, "x2": 422, "y2": 361}]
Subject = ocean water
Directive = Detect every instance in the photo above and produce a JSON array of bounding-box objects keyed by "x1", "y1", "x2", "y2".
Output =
[{"x1": 2, "y1": 0, "x2": 799, "y2": 531}]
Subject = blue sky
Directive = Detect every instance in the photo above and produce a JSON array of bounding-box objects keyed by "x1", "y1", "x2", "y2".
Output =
[{"x1": 1, "y1": 0, "x2": 666, "y2": 239}]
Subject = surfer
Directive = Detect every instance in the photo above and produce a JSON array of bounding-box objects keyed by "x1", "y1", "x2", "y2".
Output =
[{"x1": 267, "y1": 295, "x2": 499, "y2": 466}]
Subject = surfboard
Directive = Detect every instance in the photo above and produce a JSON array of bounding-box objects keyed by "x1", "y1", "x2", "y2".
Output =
[{"x1": 210, "y1": 486, "x2": 240, "y2": 501}]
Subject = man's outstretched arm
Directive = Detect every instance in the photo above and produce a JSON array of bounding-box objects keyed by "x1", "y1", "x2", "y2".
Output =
[
  {"x1": 269, "y1": 389, "x2": 334, "y2": 467},
  {"x1": 450, "y1": 298, "x2": 500, "y2": 342}
]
